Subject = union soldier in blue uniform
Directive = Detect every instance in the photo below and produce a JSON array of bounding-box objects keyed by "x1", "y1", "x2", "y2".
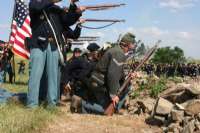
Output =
[
  {"x1": 61, "y1": 43, "x2": 101, "y2": 101},
  {"x1": 27, "y1": 0, "x2": 85, "y2": 108}
]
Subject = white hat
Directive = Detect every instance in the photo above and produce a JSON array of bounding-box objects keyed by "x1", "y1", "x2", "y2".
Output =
[{"x1": 103, "y1": 42, "x2": 112, "y2": 50}]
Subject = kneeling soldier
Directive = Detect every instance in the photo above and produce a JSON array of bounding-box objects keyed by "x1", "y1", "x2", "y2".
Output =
[{"x1": 71, "y1": 33, "x2": 139, "y2": 114}]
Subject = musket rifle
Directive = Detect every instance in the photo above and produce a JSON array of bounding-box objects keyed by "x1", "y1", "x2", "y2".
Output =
[
  {"x1": 64, "y1": 3, "x2": 126, "y2": 12},
  {"x1": 73, "y1": 39, "x2": 98, "y2": 42},
  {"x1": 84, "y1": 19, "x2": 125, "y2": 23},
  {"x1": 80, "y1": 19, "x2": 125, "y2": 29},
  {"x1": 79, "y1": 36, "x2": 100, "y2": 39},
  {"x1": 104, "y1": 40, "x2": 161, "y2": 116}
]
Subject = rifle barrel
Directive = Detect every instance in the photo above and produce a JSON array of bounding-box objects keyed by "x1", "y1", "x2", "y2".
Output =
[
  {"x1": 118, "y1": 44, "x2": 159, "y2": 95},
  {"x1": 85, "y1": 3, "x2": 126, "y2": 9},
  {"x1": 63, "y1": 3, "x2": 126, "y2": 12},
  {"x1": 73, "y1": 39, "x2": 98, "y2": 42},
  {"x1": 79, "y1": 36, "x2": 100, "y2": 39},
  {"x1": 85, "y1": 19, "x2": 125, "y2": 23}
]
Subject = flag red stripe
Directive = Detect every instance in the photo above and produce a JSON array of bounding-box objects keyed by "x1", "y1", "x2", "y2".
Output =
[
  {"x1": 25, "y1": 18, "x2": 30, "y2": 25},
  {"x1": 22, "y1": 21, "x2": 31, "y2": 36},
  {"x1": 13, "y1": 47, "x2": 29, "y2": 59},
  {"x1": 14, "y1": 38, "x2": 24, "y2": 48}
]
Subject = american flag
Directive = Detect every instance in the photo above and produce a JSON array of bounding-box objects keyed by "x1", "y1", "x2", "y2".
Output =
[{"x1": 10, "y1": 0, "x2": 31, "y2": 59}]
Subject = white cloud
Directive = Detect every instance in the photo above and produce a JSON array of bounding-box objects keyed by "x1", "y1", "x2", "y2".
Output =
[
  {"x1": 176, "y1": 31, "x2": 192, "y2": 40},
  {"x1": 0, "y1": 24, "x2": 10, "y2": 29},
  {"x1": 82, "y1": 26, "x2": 200, "y2": 58},
  {"x1": 85, "y1": 31, "x2": 105, "y2": 38},
  {"x1": 126, "y1": 26, "x2": 200, "y2": 58},
  {"x1": 125, "y1": 26, "x2": 198, "y2": 42},
  {"x1": 140, "y1": 27, "x2": 169, "y2": 37},
  {"x1": 159, "y1": 0, "x2": 199, "y2": 12}
]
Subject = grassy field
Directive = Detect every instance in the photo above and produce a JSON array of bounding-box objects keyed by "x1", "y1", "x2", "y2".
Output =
[
  {"x1": 0, "y1": 56, "x2": 62, "y2": 133},
  {"x1": 0, "y1": 55, "x2": 196, "y2": 133}
]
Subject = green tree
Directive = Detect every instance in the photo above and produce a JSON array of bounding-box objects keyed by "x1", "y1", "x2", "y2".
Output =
[
  {"x1": 136, "y1": 42, "x2": 146, "y2": 57},
  {"x1": 151, "y1": 46, "x2": 186, "y2": 64}
]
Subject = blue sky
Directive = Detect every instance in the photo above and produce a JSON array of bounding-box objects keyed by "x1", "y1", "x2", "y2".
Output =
[{"x1": 0, "y1": 0, "x2": 200, "y2": 58}]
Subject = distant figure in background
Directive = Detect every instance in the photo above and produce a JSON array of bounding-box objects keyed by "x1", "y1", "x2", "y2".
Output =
[
  {"x1": 18, "y1": 60, "x2": 26, "y2": 75},
  {"x1": 0, "y1": 61, "x2": 4, "y2": 85},
  {"x1": 1, "y1": 44, "x2": 14, "y2": 84}
]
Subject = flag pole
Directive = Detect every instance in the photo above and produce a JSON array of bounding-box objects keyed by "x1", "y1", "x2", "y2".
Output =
[{"x1": 9, "y1": 0, "x2": 16, "y2": 83}]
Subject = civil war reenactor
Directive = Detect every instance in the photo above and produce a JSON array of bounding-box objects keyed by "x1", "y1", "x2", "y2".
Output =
[
  {"x1": 155, "y1": 63, "x2": 162, "y2": 77},
  {"x1": 17, "y1": 60, "x2": 26, "y2": 75},
  {"x1": 167, "y1": 64, "x2": 176, "y2": 77},
  {"x1": 70, "y1": 33, "x2": 140, "y2": 114},
  {"x1": 144, "y1": 63, "x2": 155, "y2": 77},
  {"x1": 177, "y1": 63, "x2": 184, "y2": 77},
  {"x1": 187, "y1": 63, "x2": 193, "y2": 77},
  {"x1": 182, "y1": 63, "x2": 188, "y2": 76},
  {"x1": 61, "y1": 43, "x2": 101, "y2": 101},
  {"x1": 191, "y1": 64, "x2": 199, "y2": 79},
  {"x1": 83, "y1": 42, "x2": 101, "y2": 70},
  {"x1": 27, "y1": 0, "x2": 85, "y2": 108},
  {"x1": 1, "y1": 43, "x2": 14, "y2": 83},
  {"x1": 60, "y1": 48, "x2": 86, "y2": 100}
]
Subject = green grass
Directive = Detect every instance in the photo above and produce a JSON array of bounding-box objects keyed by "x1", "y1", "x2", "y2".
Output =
[
  {"x1": 0, "y1": 56, "x2": 62, "y2": 133},
  {"x1": 150, "y1": 78, "x2": 167, "y2": 98},
  {"x1": 130, "y1": 76, "x2": 167, "y2": 99},
  {"x1": 0, "y1": 102, "x2": 60, "y2": 133}
]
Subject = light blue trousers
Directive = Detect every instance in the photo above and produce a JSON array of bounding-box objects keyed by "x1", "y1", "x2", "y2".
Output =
[
  {"x1": 81, "y1": 86, "x2": 132, "y2": 115},
  {"x1": 27, "y1": 44, "x2": 59, "y2": 108}
]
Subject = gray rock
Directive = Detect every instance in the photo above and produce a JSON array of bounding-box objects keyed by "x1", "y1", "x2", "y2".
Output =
[
  {"x1": 183, "y1": 117, "x2": 194, "y2": 127},
  {"x1": 182, "y1": 119, "x2": 195, "y2": 133},
  {"x1": 167, "y1": 123, "x2": 180, "y2": 133},
  {"x1": 187, "y1": 83, "x2": 200, "y2": 95},
  {"x1": 153, "y1": 115, "x2": 166, "y2": 125},
  {"x1": 137, "y1": 98, "x2": 156, "y2": 114},
  {"x1": 195, "y1": 120, "x2": 200, "y2": 131},
  {"x1": 161, "y1": 83, "x2": 196, "y2": 104},
  {"x1": 171, "y1": 109, "x2": 184, "y2": 122},
  {"x1": 155, "y1": 97, "x2": 174, "y2": 116},
  {"x1": 183, "y1": 100, "x2": 200, "y2": 115},
  {"x1": 196, "y1": 113, "x2": 200, "y2": 121}
]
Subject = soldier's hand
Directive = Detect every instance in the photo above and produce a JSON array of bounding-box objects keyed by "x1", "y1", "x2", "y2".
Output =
[
  {"x1": 78, "y1": 18, "x2": 86, "y2": 24},
  {"x1": 79, "y1": 6, "x2": 86, "y2": 12},
  {"x1": 76, "y1": 6, "x2": 86, "y2": 13},
  {"x1": 130, "y1": 72, "x2": 141, "y2": 79},
  {"x1": 112, "y1": 96, "x2": 119, "y2": 107},
  {"x1": 63, "y1": 83, "x2": 72, "y2": 95}
]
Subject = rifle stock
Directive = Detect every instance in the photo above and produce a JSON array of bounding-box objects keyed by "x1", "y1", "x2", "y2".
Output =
[
  {"x1": 104, "y1": 103, "x2": 115, "y2": 116},
  {"x1": 104, "y1": 41, "x2": 161, "y2": 116}
]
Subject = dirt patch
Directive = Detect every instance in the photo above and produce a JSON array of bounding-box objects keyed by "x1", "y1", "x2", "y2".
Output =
[
  {"x1": 42, "y1": 106, "x2": 161, "y2": 133},
  {"x1": 42, "y1": 114, "x2": 161, "y2": 133}
]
